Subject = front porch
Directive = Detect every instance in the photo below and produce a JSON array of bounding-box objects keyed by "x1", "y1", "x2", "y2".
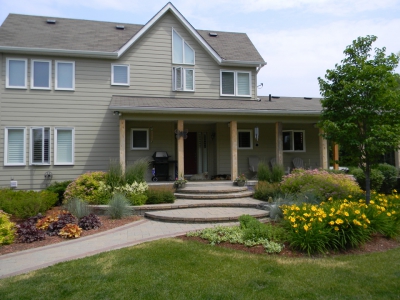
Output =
[{"x1": 116, "y1": 118, "x2": 329, "y2": 182}]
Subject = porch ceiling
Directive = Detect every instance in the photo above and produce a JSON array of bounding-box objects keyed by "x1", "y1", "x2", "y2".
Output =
[{"x1": 109, "y1": 95, "x2": 322, "y2": 117}]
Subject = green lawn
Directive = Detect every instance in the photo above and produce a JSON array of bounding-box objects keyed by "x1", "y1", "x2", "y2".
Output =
[{"x1": 1, "y1": 239, "x2": 399, "y2": 300}]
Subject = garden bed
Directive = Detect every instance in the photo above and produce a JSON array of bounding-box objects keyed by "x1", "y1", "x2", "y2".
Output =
[
  {"x1": 1, "y1": 208, "x2": 142, "y2": 256},
  {"x1": 179, "y1": 233, "x2": 400, "y2": 258}
]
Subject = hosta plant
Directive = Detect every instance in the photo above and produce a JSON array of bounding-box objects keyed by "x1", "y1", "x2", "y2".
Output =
[
  {"x1": 59, "y1": 224, "x2": 82, "y2": 239},
  {"x1": 78, "y1": 213, "x2": 102, "y2": 230}
]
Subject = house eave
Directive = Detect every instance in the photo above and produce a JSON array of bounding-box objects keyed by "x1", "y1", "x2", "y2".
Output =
[
  {"x1": 220, "y1": 60, "x2": 267, "y2": 67},
  {"x1": 0, "y1": 46, "x2": 118, "y2": 59},
  {"x1": 109, "y1": 106, "x2": 321, "y2": 117}
]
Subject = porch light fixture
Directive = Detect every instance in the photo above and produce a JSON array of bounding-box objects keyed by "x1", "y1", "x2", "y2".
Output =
[
  {"x1": 113, "y1": 111, "x2": 122, "y2": 116},
  {"x1": 254, "y1": 126, "x2": 259, "y2": 141}
]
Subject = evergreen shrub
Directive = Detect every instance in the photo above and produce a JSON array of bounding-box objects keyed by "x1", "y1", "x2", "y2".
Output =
[{"x1": 0, "y1": 189, "x2": 58, "y2": 219}]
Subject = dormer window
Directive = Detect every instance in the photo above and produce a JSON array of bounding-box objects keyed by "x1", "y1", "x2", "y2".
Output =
[{"x1": 172, "y1": 29, "x2": 195, "y2": 65}]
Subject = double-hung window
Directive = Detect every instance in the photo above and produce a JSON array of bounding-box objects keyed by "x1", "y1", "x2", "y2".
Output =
[
  {"x1": 54, "y1": 128, "x2": 74, "y2": 165},
  {"x1": 111, "y1": 64, "x2": 130, "y2": 86},
  {"x1": 283, "y1": 130, "x2": 305, "y2": 151},
  {"x1": 4, "y1": 127, "x2": 26, "y2": 166},
  {"x1": 31, "y1": 60, "x2": 51, "y2": 89},
  {"x1": 172, "y1": 29, "x2": 195, "y2": 64},
  {"x1": 220, "y1": 71, "x2": 251, "y2": 97},
  {"x1": 55, "y1": 61, "x2": 75, "y2": 90},
  {"x1": 131, "y1": 129, "x2": 149, "y2": 150},
  {"x1": 30, "y1": 127, "x2": 50, "y2": 165},
  {"x1": 173, "y1": 67, "x2": 194, "y2": 91},
  {"x1": 238, "y1": 129, "x2": 253, "y2": 149},
  {"x1": 6, "y1": 58, "x2": 27, "y2": 89}
]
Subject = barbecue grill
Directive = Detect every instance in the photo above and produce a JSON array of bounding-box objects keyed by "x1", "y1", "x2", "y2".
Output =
[{"x1": 151, "y1": 151, "x2": 177, "y2": 181}]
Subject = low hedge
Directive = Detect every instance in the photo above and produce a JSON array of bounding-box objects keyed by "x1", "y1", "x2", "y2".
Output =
[
  {"x1": 0, "y1": 189, "x2": 58, "y2": 219},
  {"x1": 145, "y1": 186, "x2": 175, "y2": 204}
]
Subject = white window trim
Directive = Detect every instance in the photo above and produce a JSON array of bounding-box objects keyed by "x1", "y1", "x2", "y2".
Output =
[
  {"x1": 31, "y1": 59, "x2": 51, "y2": 90},
  {"x1": 172, "y1": 28, "x2": 195, "y2": 65},
  {"x1": 55, "y1": 60, "x2": 75, "y2": 91},
  {"x1": 238, "y1": 129, "x2": 253, "y2": 150},
  {"x1": 111, "y1": 64, "x2": 130, "y2": 86},
  {"x1": 6, "y1": 58, "x2": 28, "y2": 89},
  {"x1": 54, "y1": 127, "x2": 75, "y2": 165},
  {"x1": 282, "y1": 130, "x2": 306, "y2": 152},
  {"x1": 29, "y1": 127, "x2": 51, "y2": 165},
  {"x1": 4, "y1": 127, "x2": 26, "y2": 166},
  {"x1": 220, "y1": 70, "x2": 252, "y2": 97},
  {"x1": 131, "y1": 128, "x2": 149, "y2": 150},
  {"x1": 172, "y1": 67, "x2": 195, "y2": 92}
]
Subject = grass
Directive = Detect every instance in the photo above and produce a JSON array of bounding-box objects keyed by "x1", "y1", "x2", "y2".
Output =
[{"x1": 0, "y1": 239, "x2": 399, "y2": 299}]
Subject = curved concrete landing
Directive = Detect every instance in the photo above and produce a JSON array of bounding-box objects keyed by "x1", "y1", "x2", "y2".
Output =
[{"x1": 145, "y1": 207, "x2": 269, "y2": 223}]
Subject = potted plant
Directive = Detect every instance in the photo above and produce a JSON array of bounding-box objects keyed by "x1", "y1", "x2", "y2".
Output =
[
  {"x1": 234, "y1": 174, "x2": 247, "y2": 187},
  {"x1": 174, "y1": 177, "x2": 187, "y2": 189}
]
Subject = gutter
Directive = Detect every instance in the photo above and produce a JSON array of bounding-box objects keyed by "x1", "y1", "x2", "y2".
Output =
[
  {"x1": 0, "y1": 46, "x2": 118, "y2": 59},
  {"x1": 109, "y1": 105, "x2": 321, "y2": 116}
]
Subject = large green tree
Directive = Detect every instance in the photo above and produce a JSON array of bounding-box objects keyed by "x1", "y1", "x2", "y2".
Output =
[{"x1": 318, "y1": 35, "x2": 400, "y2": 203}]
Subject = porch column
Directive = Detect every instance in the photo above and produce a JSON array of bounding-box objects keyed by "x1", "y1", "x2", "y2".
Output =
[
  {"x1": 319, "y1": 128, "x2": 328, "y2": 169},
  {"x1": 395, "y1": 150, "x2": 400, "y2": 169},
  {"x1": 177, "y1": 120, "x2": 184, "y2": 178},
  {"x1": 333, "y1": 142, "x2": 339, "y2": 170},
  {"x1": 119, "y1": 119, "x2": 126, "y2": 173},
  {"x1": 230, "y1": 121, "x2": 238, "y2": 181},
  {"x1": 275, "y1": 122, "x2": 283, "y2": 165}
]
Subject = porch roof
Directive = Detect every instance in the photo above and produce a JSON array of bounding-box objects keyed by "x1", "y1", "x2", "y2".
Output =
[{"x1": 109, "y1": 95, "x2": 322, "y2": 116}]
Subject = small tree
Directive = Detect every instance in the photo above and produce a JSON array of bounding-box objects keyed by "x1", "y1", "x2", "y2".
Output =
[{"x1": 318, "y1": 35, "x2": 400, "y2": 203}]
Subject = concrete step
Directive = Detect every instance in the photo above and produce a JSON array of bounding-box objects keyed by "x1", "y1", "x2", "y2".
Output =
[
  {"x1": 175, "y1": 190, "x2": 254, "y2": 199},
  {"x1": 145, "y1": 207, "x2": 269, "y2": 223},
  {"x1": 178, "y1": 185, "x2": 248, "y2": 194}
]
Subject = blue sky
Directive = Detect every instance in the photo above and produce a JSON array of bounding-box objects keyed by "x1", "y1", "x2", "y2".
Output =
[{"x1": 1, "y1": 0, "x2": 399, "y2": 97}]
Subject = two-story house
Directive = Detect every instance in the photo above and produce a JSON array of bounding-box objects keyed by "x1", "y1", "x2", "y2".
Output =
[{"x1": 0, "y1": 2, "x2": 326, "y2": 190}]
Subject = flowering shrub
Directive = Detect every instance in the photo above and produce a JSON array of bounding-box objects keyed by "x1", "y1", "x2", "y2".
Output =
[
  {"x1": 99, "y1": 181, "x2": 148, "y2": 206},
  {"x1": 280, "y1": 169, "x2": 362, "y2": 202},
  {"x1": 0, "y1": 210, "x2": 15, "y2": 245},
  {"x1": 64, "y1": 172, "x2": 109, "y2": 204},
  {"x1": 281, "y1": 192, "x2": 400, "y2": 254}
]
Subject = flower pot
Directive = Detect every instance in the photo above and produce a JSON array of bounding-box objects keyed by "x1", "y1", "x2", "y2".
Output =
[{"x1": 237, "y1": 181, "x2": 246, "y2": 187}]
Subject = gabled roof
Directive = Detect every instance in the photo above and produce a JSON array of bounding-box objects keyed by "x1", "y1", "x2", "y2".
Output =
[
  {"x1": 0, "y1": 2, "x2": 265, "y2": 66},
  {"x1": 109, "y1": 95, "x2": 322, "y2": 116}
]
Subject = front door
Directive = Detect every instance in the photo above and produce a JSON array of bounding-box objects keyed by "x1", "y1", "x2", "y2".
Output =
[{"x1": 184, "y1": 132, "x2": 197, "y2": 174}]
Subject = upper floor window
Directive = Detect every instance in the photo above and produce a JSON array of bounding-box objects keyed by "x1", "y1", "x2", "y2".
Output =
[
  {"x1": 173, "y1": 67, "x2": 194, "y2": 91},
  {"x1": 111, "y1": 64, "x2": 130, "y2": 86},
  {"x1": 30, "y1": 127, "x2": 50, "y2": 165},
  {"x1": 31, "y1": 60, "x2": 51, "y2": 89},
  {"x1": 283, "y1": 130, "x2": 305, "y2": 152},
  {"x1": 131, "y1": 128, "x2": 149, "y2": 150},
  {"x1": 54, "y1": 128, "x2": 74, "y2": 165},
  {"x1": 172, "y1": 29, "x2": 195, "y2": 65},
  {"x1": 220, "y1": 71, "x2": 251, "y2": 97},
  {"x1": 55, "y1": 61, "x2": 75, "y2": 90},
  {"x1": 4, "y1": 127, "x2": 26, "y2": 166},
  {"x1": 238, "y1": 129, "x2": 253, "y2": 149},
  {"x1": 6, "y1": 58, "x2": 27, "y2": 89}
]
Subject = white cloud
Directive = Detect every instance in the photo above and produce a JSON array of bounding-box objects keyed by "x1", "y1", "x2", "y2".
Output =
[{"x1": 251, "y1": 18, "x2": 400, "y2": 97}]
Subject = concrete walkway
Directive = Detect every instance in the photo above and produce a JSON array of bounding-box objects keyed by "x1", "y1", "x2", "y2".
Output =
[{"x1": 0, "y1": 216, "x2": 241, "y2": 279}]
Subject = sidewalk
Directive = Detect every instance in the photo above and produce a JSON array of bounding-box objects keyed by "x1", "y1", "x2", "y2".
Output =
[{"x1": 0, "y1": 218, "x2": 238, "y2": 279}]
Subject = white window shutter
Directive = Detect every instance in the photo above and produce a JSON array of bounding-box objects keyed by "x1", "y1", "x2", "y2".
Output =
[{"x1": 7, "y1": 129, "x2": 25, "y2": 164}]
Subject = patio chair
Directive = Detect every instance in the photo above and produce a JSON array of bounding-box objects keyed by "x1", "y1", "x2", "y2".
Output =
[
  {"x1": 248, "y1": 156, "x2": 259, "y2": 172},
  {"x1": 270, "y1": 157, "x2": 276, "y2": 168},
  {"x1": 292, "y1": 157, "x2": 304, "y2": 169}
]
